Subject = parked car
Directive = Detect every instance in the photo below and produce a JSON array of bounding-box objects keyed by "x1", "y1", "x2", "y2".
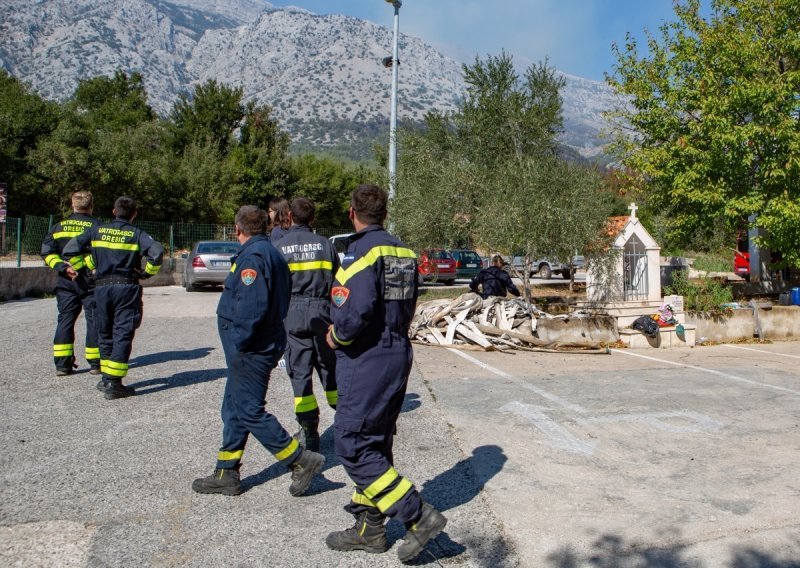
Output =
[
  {"x1": 183, "y1": 240, "x2": 239, "y2": 291},
  {"x1": 505, "y1": 254, "x2": 585, "y2": 279},
  {"x1": 329, "y1": 233, "x2": 353, "y2": 262},
  {"x1": 448, "y1": 249, "x2": 483, "y2": 280},
  {"x1": 419, "y1": 249, "x2": 457, "y2": 285}
]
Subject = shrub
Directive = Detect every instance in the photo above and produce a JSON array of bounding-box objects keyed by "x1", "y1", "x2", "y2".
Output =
[{"x1": 665, "y1": 270, "x2": 733, "y2": 313}]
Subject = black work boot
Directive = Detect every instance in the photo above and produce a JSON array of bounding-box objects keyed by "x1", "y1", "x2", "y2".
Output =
[
  {"x1": 96, "y1": 377, "x2": 109, "y2": 391},
  {"x1": 326, "y1": 510, "x2": 389, "y2": 554},
  {"x1": 293, "y1": 419, "x2": 320, "y2": 452},
  {"x1": 397, "y1": 502, "x2": 448, "y2": 563},
  {"x1": 192, "y1": 465, "x2": 242, "y2": 496},
  {"x1": 103, "y1": 378, "x2": 135, "y2": 400},
  {"x1": 288, "y1": 449, "x2": 324, "y2": 496}
]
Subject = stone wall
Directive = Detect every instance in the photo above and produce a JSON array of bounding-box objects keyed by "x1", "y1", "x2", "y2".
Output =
[
  {"x1": 0, "y1": 261, "x2": 181, "y2": 301},
  {"x1": 686, "y1": 306, "x2": 800, "y2": 342}
]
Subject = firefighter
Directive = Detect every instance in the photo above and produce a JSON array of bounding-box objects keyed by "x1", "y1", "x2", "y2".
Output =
[
  {"x1": 40, "y1": 190, "x2": 101, "y2": 376},
  {"x1": 63, "y1": 196, "x2": 163, "y2": 400},
  {"x1": 324, "y1": 185, "x2": 447, "y2": 563},
  {"x1": 273, "y1": 197, "x2": 339, "y2": 452},
  {"x1": 469, "y1": 255, "x2": 521, "y2": 299},
  {"x1": 192, "y1": 205, "x2": 324, "y2": 497}
]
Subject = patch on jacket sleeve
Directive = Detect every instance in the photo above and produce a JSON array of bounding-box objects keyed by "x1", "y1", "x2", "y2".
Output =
[
  {"x1": 241, "y1": 268, "x2": 257, "y2": 286},
  {"x1": 331, "y1": 286, "x2": 350, "y2": 307}
]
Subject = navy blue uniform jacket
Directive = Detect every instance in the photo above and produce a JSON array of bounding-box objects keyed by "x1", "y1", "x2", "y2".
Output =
[
  {"x1": 329, "y1": 225, "x2": 417, "y2": 352},
  {"x1": 217, "y1": 234, "x2": 291, "y2": 353}
]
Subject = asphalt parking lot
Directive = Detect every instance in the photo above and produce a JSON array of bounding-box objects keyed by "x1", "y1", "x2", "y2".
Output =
[{"x1": 1, "y1": 286, "x2": 798, "y2": 567}]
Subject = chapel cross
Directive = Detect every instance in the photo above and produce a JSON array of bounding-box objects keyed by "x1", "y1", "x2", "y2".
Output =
[{"x1": 629, "y1": 202, "x2": 638, "y2": 219}]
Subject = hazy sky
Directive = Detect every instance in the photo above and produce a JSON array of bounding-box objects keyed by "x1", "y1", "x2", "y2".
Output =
[{"x1": 268, "y1": 0, "x2": 682, "y2": 81}]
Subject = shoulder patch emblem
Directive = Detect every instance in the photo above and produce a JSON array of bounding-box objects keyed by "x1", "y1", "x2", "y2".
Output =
[
  {"x1": 331, "y1": 286, "x2": 350, "y2": 308},
  {"x1": 241, "y1": 268, "x2": 257, "y2": 286}
]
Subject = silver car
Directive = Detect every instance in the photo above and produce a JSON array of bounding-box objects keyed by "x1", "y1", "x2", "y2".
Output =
[{"x1": 183, "y1": 241, "x2": 239, "y2": 291}]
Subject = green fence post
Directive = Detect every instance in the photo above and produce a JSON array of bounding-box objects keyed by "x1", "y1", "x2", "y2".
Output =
[
  {"x1": 48, "y1": 214, "x2": 53, "y2": 229},
  {"x1": 170, "y1": 225, "x2": 174, "y2": 259},
  {"x1": 16, "y1": 218, "x2": 22, "y2": 268}
]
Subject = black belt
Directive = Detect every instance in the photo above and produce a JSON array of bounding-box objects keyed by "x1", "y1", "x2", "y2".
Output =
[{"x1": 95, "y1": 275, "x2": 138, "y2": 286}]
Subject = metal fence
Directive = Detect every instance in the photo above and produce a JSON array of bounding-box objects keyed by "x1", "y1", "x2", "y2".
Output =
[{"x1": 0, "y1": 216, "x2": 346, "y2": 268}]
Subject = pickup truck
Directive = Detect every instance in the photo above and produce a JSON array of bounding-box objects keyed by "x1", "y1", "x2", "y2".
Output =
[{"x1": 503, "y1": 255, "x2": 585, "y2": 279}]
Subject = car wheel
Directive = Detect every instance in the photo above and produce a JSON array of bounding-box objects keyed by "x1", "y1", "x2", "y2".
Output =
[
  {"x1": 444, "y1": 279, "x2": 455, "y2": 286},
  {"x1": 185, "y1": 278, "x2": 196, "y2": 292},
  {"x1": 561, "y1": 269, "x2": 573, "y2": 280},
  {"x1": 538, "y1": 264, "x2": 552, "y2": 280}
]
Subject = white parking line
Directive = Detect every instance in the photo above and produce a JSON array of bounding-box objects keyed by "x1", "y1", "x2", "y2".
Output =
[
  {"x1": 610, "y1": 348, "x2": 800, "y2": 396},
  {"x1": 447, "y1": 348, "x2": 588, "y2": 413},
  {"x1": 721, "y1": 344, "x2": 800, "y2": 359}
]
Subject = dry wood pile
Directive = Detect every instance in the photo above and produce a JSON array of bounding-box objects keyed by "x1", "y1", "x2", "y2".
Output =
[{"x1": 409, "y1": 293, "x2": 609, "y2": 354}]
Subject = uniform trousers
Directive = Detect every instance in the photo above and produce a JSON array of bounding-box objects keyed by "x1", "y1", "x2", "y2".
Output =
[
  {"x1": 334, "y1": 334, "x2": 423, "y2": 523},
  {"x1": 94, "y1": 283, "x2": 142, "y2": 380},
  {"x1": 284, "y1": 297, "x2": 338, "y2": 420},
  {"x1": 216, "y1": 317, "x2": 301, "y2": 470},
  {"x1": 53, "y1": 277, "x2": 99, "y2": 371}
]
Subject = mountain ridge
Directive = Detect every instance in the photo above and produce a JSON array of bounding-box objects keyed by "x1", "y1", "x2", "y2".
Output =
[{"x1": 0, "y1": 0, "x2": 616, "y2": 160}]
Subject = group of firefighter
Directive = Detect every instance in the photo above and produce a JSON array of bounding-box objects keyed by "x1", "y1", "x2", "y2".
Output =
[{"x1": 41, "y1": 184, "x2": 447, "y2": 562}]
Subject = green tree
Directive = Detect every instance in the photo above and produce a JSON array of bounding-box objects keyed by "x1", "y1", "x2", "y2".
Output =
[
  {"x1": 0, "y1": 71, "x2": 61, "y2": 215},
  {"x1": 607, "y1": 0, "x2": 800, "y2": 268},
  {"x1": 395, "y1": 53, "x2": 614, "y2": 296},
  {"x1": 171, "y1": 80, "x2": 245, "y2": 155},
  {"x1": 286, "y1": 155, "x2": 379, "y2": 231}
]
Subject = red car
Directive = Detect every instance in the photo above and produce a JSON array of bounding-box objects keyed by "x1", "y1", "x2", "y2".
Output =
[
  {"x1": 418, "y1": 249, "x2": 457, "y2": 286},
  {"x1": 734, "y1": 231, "x2": 749, "y2": 280}
]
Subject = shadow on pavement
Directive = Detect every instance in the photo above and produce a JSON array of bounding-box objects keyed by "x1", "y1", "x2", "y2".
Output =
[
  {"x1": 546, "y1": 534, "x2": 800, "y2": 568},
  {"x1": 420, "y1": 444, "x2": 507, "y2": 513},
  {"x1": 128, "y1": 367, "x2": 226, "y2": 395},
  {"x1": 130, "y1": 347, "x2": 215, "y2": 368},
  {"x1": 242, "y1": 456, "x2": 345, "y2": 496},
  {"x1": 402, "y1": 392, "x2": 422, "y2": 413}
]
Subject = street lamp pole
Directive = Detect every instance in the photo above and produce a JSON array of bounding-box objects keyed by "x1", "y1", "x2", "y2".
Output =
[{"x1": 385, "y1": 0, "x2": 401, "y2": 203}]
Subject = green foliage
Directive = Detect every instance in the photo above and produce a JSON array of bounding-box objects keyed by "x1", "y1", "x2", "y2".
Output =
[
  {"x1": 608, "y1": 0, "x2": 800, "y2": 268},
  {"x1": 688, "y1": 250, "x2": 731, "y2": 273},
  {"x1": 170, "y1": 80, "x2": 245, "y2": 155},
  {"x1": 665, "y1": 270, "x2": 734, "y2": 312},
  {"x1": 394, "y1": 53, "x2": 615, "y2": 297}
]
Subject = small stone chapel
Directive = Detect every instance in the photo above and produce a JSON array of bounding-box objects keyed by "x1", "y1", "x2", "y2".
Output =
[{"x1": 586, "y1": 203, "x2": 662, "y2": 303}]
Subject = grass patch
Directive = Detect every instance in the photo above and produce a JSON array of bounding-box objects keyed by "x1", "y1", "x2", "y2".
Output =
[
  {"x1": 418, "y1": 285, "x2": 470, "y2": 301},
  {"x1": 685, "y1": 250, "x2": 732, "y2": 273}
]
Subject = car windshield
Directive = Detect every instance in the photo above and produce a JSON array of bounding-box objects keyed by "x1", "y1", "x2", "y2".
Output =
[
  {"x1": 197, "y1": 243, "x2": 239, "y2": 254},
  {"x1": 428, "y1": 250, "x2": 451, "y2": 260},
  {"x1": 458, "y1": 252, "x2": 480, "y2": 262}
]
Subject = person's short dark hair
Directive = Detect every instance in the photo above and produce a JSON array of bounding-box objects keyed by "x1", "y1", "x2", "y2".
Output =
[
  {"x1": 491, "y1": 255, "x2": 505, "y2": 267},
  {"x1": 236, "y1": 205, "x2": 268, "y2": 236},
  {"x1": 114, "y1": 196, "x2": 137, "y2": 220},
  {"x1": 71, "y1": 190, "x2": 93, "y2": 212},
  {"x1": 351, "y1": 184, "x2": 387, "y2": 225},
  {"x1": 290, "y1": 197, "x2": 315, "y2": 226}
]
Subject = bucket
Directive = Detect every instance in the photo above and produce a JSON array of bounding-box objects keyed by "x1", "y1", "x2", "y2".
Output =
[{"x1": 792, "y1": 287, "x2": 800, "y2": 306}]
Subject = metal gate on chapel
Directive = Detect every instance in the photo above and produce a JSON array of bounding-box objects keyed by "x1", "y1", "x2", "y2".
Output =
[{"x1": 623, "y1": 234, "x2": 648, "y2": 301}]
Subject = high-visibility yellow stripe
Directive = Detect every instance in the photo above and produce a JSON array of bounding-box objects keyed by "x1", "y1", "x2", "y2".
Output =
[
  {"x1": 91, "y1": 241, "x2": 140, "y2": 251},
  {"x1": 363, "y1": 467, "x2": 399, "y2": 501},
  {"x1": 53, "y1": 231, "x2": 83, "y2": 239},
  {"x1": 326, "y1": 390, "x2": 338, "y2": 407},
  {"x1": 375, "y1": 477, "x2": 414, "y2": 513},
  {"x1": 144, "y1": 262, "x2": 160, "y2": 275},
  {"x1": 331, "y1": 327, "x2": 353, "y2": 346},
  {"x1": 294, "y1": 395, "x2": 319, "y2": 413},
  {"x1": 69, "y1": 256, "x2": 85, "y2": 270},
  {"x1": 335, "y1": 245, "x2": 416, "y2": 286},
  {"x1": 103, "y1": 360, "x2": 128, "y2": 377},
  {"x1": 218, "y1": 449, "x2": 244, "y2": 461},
  {"x1": 288, "y1": 260, "x2": 333, "y2": 272},
  {"x1": 85, "y1": 347, "x2": 100, "y2": 360},
  {"x1": 53, "y1": 344, "x2": 74, "y2": 357},
  {"x1": 275, "y1": 438, "x2": 299, "y2": 461},
  {"x1": 351, "y1": 491, "x2": 377, "y2": 507},
  {"x1": 85, "y1": 255, "x2": 96, "y2": 270},
  {"x1": 230, "y1": 262, "x2": 237, "y2": 273},
  {"x1": 45, "y1": 254, "x2": 62, "y2": 268}
]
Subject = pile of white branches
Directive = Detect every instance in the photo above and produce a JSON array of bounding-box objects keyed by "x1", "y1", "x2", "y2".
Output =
[{"x1": 409, "y1": 293, "x2": 608, "y2": 353}]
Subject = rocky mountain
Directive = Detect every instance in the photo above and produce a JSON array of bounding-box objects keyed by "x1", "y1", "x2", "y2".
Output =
[{"x1": 0, "y1": 0, "x2": 616, "y2": 160}]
